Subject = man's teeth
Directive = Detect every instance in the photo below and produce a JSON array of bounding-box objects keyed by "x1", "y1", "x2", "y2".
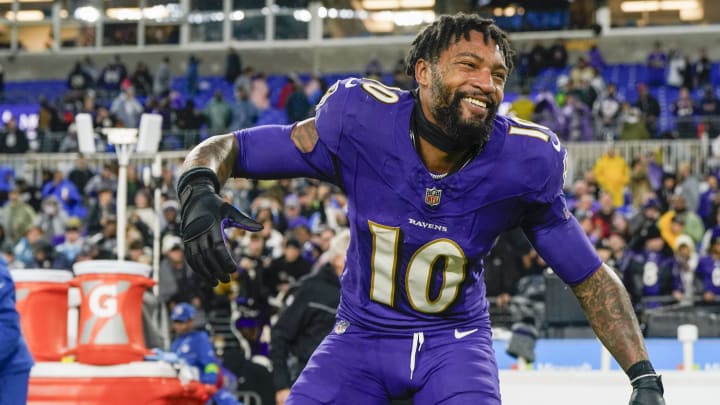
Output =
[{"x1": 464, "y1": 97, "x2": 487, "y2": 108}]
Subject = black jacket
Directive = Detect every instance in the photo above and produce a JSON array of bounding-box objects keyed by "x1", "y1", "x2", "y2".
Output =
[{"x1": 270, "y1": 264, "x2": 340, "y2": 390}]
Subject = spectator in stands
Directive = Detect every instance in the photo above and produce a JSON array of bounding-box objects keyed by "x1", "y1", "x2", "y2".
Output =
[
  {"x1": 591, "y1": 192, "x2": 619, "y2": 240},
  {"x1": 34, "y1": 196, "x2": 69, "y2": 245},
  {"x1": 286, "y1": 78, "x2": 311, "y2": 124},
  {"x1": 29, "y1": 238, "x2": 70, "y2": 269},
  {"x1": 99, "y1": 55, "x2": 128, "y2": 99},
  {"x1": 234, "y1": 66, "x2": 254, "y2": 96},
  {"x1": 624, "y1": 225, "x2": 678, "y2": 310},
  {"x1": 160, "y1": 199, "x2": 181, "y2": 238},
  {"x1": 186, "y1": 55, "x2": 200, "y2": 97},
  {"x1": 666, "y1": 49, "x2": 688, "y2": 89},
  {"x1": 85, "y1": 187, "x2": 115, "y2": 235},
  {"x1": 175, "y1": 99, "x2": 204, "y2": 148},
  {"x1": 86, "y1": 214, "x2": 118, "y2": 259},
  {"x1": 696, "y1": 232, "x2": 720, "y2": 306},
  {"x1": 548, "y1": 38, "x2": 568, "y2": 69},
  {"x1": 620, "y1": 103, "x2": 650, "y2": 141},
  {"x1": 634, "y1": 82, "x2": 661, "y2": 137},
  {"x1": 508, "y1": 86, "x2": 534, "y2": 121},
  {"x1": 0, "y1": 117, "x2": 29, "y2": 154},
  {"x1": 231, "y1": 85, "x2": 258, "y2": 131},
  {"x1": 1, "y1": 188, "x2": 35, "y2": 246},
  {"x1": 130, "y1": 188, "x2": 156, "y2": 230},
  {"x1": 271, "y1": 230, "x2": 349, "y2": 405},
  {"x1": 84, "y1": 163, "x2": 118, "y2": 197},
  {"x1": 1, "y1": 244, "x2": 23, "y2": 269},
  {"x1": 699, "y1": 86, "x2": 720, "y2": 138},
  {"x1": 42, "y1": 169, "x2": 84, "y2": 219},
  {"x1": 13, "y1": 225, "x2": 45, "y2": 267},
  {"x1": 130, "y1": 61, "x2": 153, "y2": 97},
  {"x1": 646, "y1": 41, "x2": 667, "y2": 87},
  {"x1": 264, "y1": 238, "x2": 311, "y2": 298},
  {"x1": 66, "y1": 61, "x2": 93, "y2": 93},
  {"x1": 532, "y1": 89, "x2": 564, "y2": 135},
  {"x1": 55, "y1": 217, "x2": 84, "y2": 264},
  {"x1": 483, "y1": 228, "x2": 528, "y2": 310},
  {"x1": 160, "y1": 165, "x2": 179, "y2": 201},
  {"x1": 604, "y1": 233, "x2": 630, "y2": 276},
  {"x1": 159, "y1": 235, "x2": 202, "y2": 307},
  {"x1": 698, "y1": 174, "x2": 719, "y2": 229},
  {"x1": 569, "y1": 57, "x2": 594, "y2": 85},
  {"x1": 67, "y1": 155, "x2": 94, "y2": 196},
  {"x1": 659, "y1": 194, "x2": 704, "y2": 247},
  {"x1": 365, "y1": 56, "x2": 383, "y2": 81},
  {"x1": 628, "y1": 156, "x2": 653, "y2": 210},
  {"x1": 153, "y1": 56, "x2": 171, "y2": 98},
  {"x1": 670, "y1": 86, "x2": 697, "y2": 139},
  {"x1": 110, "y1": 84, "x2": 143, "y2": 128},
  {"x1": 677, "y1": 161, "x2": 700, "y2": 213},
  {"x1": 560, "y1": 93, "x2": 593, "y2": 141},
  {"x1": 656, "y1": 172, "x2": 677, "y2": 212},
  {"x1": 587, "y1": 44, "x2": 606, "y2": 73},
  {"x1": 673, "y1": 235, "x2": 699, "y2": 306},
  {"x1": 225, "y1": 48, "x2": 242, "y2": 85},
  {"x1": 204, "y1": 90, "x2": 233, "y2": 136},
  {"x1": 592, "y1": 144, "x2": 629, "y2": 207},
  {"x1": 593, "y1": 83, "x2": 623, "y2": 141},
  {"x1": 694, "y1": 48, "x2": 712, "y2": 89},
  {"x1": 527, "y1": 41, "x2": 547, "y2": 78}
]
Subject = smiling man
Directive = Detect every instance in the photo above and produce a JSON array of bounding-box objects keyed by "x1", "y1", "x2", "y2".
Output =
[{"x1": 176, "y1": 13, "x2": 665, "y2": 405}]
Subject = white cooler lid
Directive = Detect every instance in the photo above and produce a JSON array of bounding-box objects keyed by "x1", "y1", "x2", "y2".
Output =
[
  {"x1": 73, "y1": 260, "x2": 152, "y2": 278},
  {"x1": 10, "y1": 269, "x2": 74, "y2": 283},
  {"x1": 30, "y1": 361, "x2": 178, "y2": 378}
]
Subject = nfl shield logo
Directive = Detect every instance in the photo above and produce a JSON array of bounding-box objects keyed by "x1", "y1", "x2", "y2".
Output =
[
  {"x1": 334, "y1": 320, "x2": 350, "y2": 335},
  {"x1": 424, "y1": 187, "x2": 442, "y2": 207}
]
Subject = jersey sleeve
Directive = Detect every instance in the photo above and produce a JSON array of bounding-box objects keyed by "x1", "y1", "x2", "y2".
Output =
[
  {"x1": 521, "y1": 135, "x2": 602, "y2": 285},
  {"x1": 233, "y1": 79, "x2": 356, "y2": 185}
]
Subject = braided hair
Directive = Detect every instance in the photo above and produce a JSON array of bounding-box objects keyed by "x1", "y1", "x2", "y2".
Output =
[{"x1": 405, "y1": 13, "x2": 514, "y2": 78}]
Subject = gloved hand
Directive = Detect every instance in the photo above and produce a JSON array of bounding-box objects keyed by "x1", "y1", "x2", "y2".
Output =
[
  {"x1": 178, "y1": 167, "x2": 262, "y2": 285},
  {"x1": 628, "y1": 360, "x2": 666, "y2": 405}
]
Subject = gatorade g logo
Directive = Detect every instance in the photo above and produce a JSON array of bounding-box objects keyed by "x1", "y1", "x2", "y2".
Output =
[{"x1": 88, "y1": 285, "x2": 118, "y2": 318}]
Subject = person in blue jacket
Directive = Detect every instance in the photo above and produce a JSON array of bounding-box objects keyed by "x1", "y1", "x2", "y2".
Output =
[
  {"x1": 0, "y1": 256, "x2": 34, "y2": 405},
  {"x1": 170, "y1": 302, "x2": 243, "y2": 405}
]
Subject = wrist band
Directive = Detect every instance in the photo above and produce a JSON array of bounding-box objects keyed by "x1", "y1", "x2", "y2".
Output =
[
  {"x1": 177, "y1": 167, "x2": 221, "y2": 196},
  {"x1": 627, "y1": 360, "x2": 656, "y2": 382}
]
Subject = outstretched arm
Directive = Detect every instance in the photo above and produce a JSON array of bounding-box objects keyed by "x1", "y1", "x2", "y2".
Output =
[
  {"x1": 181, "y1": 117, "x2": 321, "y2": 184},
  {"x1": 571, "y1": 264, "x2": 647, "y2": 371}
]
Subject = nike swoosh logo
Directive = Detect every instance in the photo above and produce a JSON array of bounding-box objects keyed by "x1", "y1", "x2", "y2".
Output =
[{"x1": 454, "y1": 328, "x2": 479, "y2": 339}]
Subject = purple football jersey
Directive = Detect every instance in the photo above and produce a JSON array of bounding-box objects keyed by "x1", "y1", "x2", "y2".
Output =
[
  {"x1": 697, "y1": 256, "x2": 720, "y2": 294},
  {"x1": 304, "y1": 77, "x2": 602, "y2": 332}
]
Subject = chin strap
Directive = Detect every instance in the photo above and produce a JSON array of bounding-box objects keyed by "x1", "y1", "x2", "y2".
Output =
[{"x1": 411, "y1": 92, "x2": 466, "y2": 154}]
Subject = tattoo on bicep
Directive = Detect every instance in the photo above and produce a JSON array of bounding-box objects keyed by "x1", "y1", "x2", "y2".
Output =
[
  {"x1": 572, "y1": 265, "x2": 647, "y2": 370},
  {"x1": 291, "y1": 118, "x2": 319, "y2": 153}
]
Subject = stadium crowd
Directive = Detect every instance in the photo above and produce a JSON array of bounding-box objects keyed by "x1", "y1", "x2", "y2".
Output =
[{"x1": 1, "y1": 41, "x2": 719, "y2": 403}]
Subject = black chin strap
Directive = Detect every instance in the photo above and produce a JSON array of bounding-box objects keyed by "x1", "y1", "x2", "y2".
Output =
[{"x1": 411, "y1": 92, "x2": 465, "y2": 154}]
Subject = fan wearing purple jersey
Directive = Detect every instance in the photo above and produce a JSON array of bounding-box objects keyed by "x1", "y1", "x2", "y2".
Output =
[{"x1": 176, "y1": 14, "x2": 665, "y2": 405}]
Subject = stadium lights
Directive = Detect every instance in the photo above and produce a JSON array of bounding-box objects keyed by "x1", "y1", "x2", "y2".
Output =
[
  {"x1": 73, "y1": 6, "x2": 100, "y2": 23},
  {"x1": 5, "y1": 10, "x2": 45, "y2": 21},
  {"x1": 361, "y1": 0, "x2": 435, "y2": 11},
  {"x1": 620, "y1": 0, "x2": 699, "y2": 13}
]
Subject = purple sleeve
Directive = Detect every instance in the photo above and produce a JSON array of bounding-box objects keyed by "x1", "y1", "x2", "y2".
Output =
[
  {"x1": 233, "y1": 124, "x2": 338, "y2": 183},
  {"x1": 523, "y1": 200, "x2": 602, "y2": 285},
  {"x1": 522, "y1": 144, "x2": 601, "y2": 285}
]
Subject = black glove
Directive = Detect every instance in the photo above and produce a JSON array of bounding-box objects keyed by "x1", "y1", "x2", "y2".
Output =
[
  {"x1": 178, "y1": 167, "x2": 262, "y2": 285},
  {"x1": 628, "y1": 361, "x2": 666, "y2": 405}
]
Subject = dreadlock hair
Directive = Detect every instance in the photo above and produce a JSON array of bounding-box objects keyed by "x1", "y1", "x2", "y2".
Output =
[{"x1": 405, "y1": 13, "x2": 514, "y2": 79}]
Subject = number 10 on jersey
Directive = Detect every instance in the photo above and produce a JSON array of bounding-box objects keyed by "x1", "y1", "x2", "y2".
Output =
[{"x1": 368, "y1": 221, "x2": 467, "y2": 314}]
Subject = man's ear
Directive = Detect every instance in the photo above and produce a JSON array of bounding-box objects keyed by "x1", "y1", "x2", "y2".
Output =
[{"x1": 415, "y1": 59, "x2": 431, "y2": 87}]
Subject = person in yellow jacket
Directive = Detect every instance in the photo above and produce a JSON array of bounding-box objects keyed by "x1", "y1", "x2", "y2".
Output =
[
  {"x1": 593, "y1": 145, "x2": 630, "y2": 207},
  {"x1": 657, "y1": 195, "x2": 705, "y2": 247}
]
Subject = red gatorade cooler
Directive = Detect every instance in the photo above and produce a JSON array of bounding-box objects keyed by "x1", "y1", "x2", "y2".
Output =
[
  {"x1": 69, "y1": 260, "x2": 155, "y2": 365},
  {"x1": 10, "y1": 269, "x2": 73, "y2": 361}
]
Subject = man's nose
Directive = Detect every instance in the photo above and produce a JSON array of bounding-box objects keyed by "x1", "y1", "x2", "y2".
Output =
[{"x1": 470, "y1": 69, "x2": 495, "y2": 93}]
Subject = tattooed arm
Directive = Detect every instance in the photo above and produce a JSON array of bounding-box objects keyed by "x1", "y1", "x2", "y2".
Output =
[
  {"x1": 572, "y1": 264, "x2": 648, "y2": 371},
  {"x1": 181, "y1": 118, "x2": 321, "y2": 183}
]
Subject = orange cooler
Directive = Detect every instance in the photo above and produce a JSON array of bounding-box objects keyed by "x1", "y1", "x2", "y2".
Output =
[
  {"x1": 11, "y1": 269, "x2": 73, "y2": 361},
  {"x1": 70, "y1": 260, "x2": 155, "y2": 365}
]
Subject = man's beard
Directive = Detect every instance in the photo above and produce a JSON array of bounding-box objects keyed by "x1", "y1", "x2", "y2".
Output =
[{"x1": 429, "y1": 67, "x2": 497, "y2": 149}]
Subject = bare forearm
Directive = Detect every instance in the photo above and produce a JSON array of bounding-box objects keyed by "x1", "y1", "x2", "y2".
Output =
[
  {"x1": 181, "y1": 133, "x2": 239, "y2": 184},
  {"x1": 572, "y1": 264, "x2": 648, "y2": 372}
]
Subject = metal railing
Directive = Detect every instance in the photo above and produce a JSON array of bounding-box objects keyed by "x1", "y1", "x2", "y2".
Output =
[{"x1": 1, "y1": 137, "x2": 713, "y2": 188}]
